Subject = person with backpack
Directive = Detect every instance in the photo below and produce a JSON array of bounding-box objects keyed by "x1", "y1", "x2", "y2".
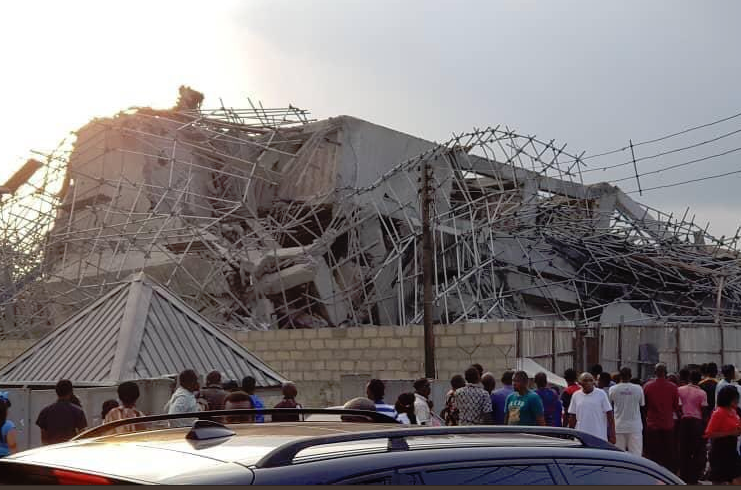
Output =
[{"x1": 0, "y1": 392, "x2": 17, "y2": 457}]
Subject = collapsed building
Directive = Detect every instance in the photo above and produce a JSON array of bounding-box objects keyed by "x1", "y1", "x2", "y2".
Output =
[{"x1": 0, "y1": 88, "x2": 740, "y2": 339}]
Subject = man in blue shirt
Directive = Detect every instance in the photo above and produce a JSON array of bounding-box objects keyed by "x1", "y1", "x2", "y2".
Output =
[
  {"x1": 242, "y1": 376, "x2": 264, "y2": 423},
  {"x1": 534, "y1": 372, "x2": 562, "y2": 427},
  {"x1": 366, "y1": 379, "x2": 397, "y2": 419},
  {"x1": 490, "y1": 370, "x2": 514, "y2": 425}
]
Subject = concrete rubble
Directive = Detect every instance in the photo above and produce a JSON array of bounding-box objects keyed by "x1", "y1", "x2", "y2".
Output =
[{"x1": 0, "y1": 87, "x2": 740, "y2": 338}]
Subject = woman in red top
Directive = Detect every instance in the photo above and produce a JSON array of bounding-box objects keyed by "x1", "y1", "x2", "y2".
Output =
[{"x1": 704, "y1": 385, "x2": 741, "y2": 484}]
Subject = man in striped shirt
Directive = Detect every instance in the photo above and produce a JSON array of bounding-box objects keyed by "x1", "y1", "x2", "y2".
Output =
[{"x1": 366, "y1": 379, "x2": 397, "y2": 419}]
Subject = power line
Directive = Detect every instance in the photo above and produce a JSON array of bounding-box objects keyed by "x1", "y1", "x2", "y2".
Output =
[
  {"x1": 610, "y1": 144, "x2": 741, "y2": 184},
  {"x1": 625, "y1": 167, "x2": 741, "y2": 195},
  {"x1": 581, "y1": 126, "x2": 741, "y2": 174},
  {"x1": 573, "y1": 108, "x2": 741, "y2": 163}
]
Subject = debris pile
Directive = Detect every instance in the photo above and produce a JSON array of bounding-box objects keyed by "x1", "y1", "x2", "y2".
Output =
[{"x1": 0, "y1": 88, "x2": 739, "y2": 338}]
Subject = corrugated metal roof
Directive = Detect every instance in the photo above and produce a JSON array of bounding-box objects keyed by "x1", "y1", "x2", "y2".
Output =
[{"x1": 0, "y1": 273, "x2": 286, "y2": 387}]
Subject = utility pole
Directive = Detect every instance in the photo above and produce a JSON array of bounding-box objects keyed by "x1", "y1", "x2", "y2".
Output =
[{"x1": 421, "y1": 161, "x2": 436, "y2": 379}]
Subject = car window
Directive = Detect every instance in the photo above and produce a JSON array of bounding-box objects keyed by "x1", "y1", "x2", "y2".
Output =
[
  {"x1": 334, "y1": 472, "x2": 394, "y2": 485},
  {"x1": 563, "y1": 464, "x2": 668, "y2": 485},
  {"x1": 343, "y1": 476, "x2": 393, "y2": 485},
  {"x1": 401, "y1": 465, "x2": 556, "y2": 485}
]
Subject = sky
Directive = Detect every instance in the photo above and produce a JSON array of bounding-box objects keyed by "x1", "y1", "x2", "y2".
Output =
[{"x1": 1, "y1": 0, "x2": 740, "y2": 238}]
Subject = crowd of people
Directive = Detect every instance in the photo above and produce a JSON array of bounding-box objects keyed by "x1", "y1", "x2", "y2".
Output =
[
  {"x1": 428, "y1": 361, "x2": 741, "y2": 486},
  {"x1": 3, "y1": 361, "x2": 741, "y2": 485},
  {"x1": 0, "y1": 369, "x2": 304, "y2": 456},
  {"x1": 354, "y1": 361, "x2": 741, "y2": 485}
]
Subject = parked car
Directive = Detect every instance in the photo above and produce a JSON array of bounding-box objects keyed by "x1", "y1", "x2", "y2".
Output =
[{"x1": 0, "y1": 409, "x2": 684, "y2": 485}]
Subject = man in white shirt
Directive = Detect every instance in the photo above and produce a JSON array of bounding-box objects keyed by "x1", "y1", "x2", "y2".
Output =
[
  {"x1": 165, "y1": 369, "x2": 200, "y2": 414},
  {"x1": 413, "y1": 378, "x2": 432, "y2": 425},
  {"x1": 568, "y1": 372, "x2": 616, "y2": 443},
  {"x1": 715, "y1": 364, "x2": 741, "y2": 405},
  {"x1": 609, "y1": 366, "x2": 645, "y2": 455}
]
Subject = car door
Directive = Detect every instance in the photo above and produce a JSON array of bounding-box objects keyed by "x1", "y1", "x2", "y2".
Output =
[
  {"x1": 555, "y1": 458, "x2": 677, "y2": 485},
  {"x1": 395, "y1": 458, "x2": 567, "y2": 485}
]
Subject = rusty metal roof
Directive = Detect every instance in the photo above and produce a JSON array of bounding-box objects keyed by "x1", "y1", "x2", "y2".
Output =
[{"x1": 0, "y1": 273, "x2": 286, "y2": 387}]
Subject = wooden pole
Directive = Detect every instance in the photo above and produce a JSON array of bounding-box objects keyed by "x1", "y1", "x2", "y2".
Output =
[
  {"x1": 617, "y1": 318, "x2": 623, "y2": 370},
  {"x1": 675, "y1": 326, "x2": 681, "y2": 372},
  {"x1": 715, "y1": 275, "x2": 725, "y2": 325},
  {"x1": 717, "y1": 275, "x2": 725, "y2": 366},
  {"x1": 551, "y1": 321, "x2": 557, "y2": 373},
  {"x1": 421, "y1": 161, "x2": 436, "y2": 379}
]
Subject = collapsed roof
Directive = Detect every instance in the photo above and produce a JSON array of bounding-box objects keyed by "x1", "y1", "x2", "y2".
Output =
[{"x1": 0, "y1": 88, "x2": 739, "y2": 337}]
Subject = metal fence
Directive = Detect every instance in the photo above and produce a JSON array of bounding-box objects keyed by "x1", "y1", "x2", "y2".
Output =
[
  {"x1": 517, "y1": 322, "x2": 577, "y2": 375},
  {"x1": 598, "y1": 323, "x2": 741, "y2": 379}
]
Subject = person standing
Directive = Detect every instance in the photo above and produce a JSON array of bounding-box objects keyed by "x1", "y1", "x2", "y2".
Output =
[
  {"x1": 715, "y1": 364, "x2": 740, "y2": 405},
  {"x1": 441, "y1": 374, "x2": 465, "y2": 426},
  {"x1": 590, "y1": 364, "x2": 615, "y2": 389},
  {"x1": 609, "y1": 367, "x2": 645, "y2": 456},
  {"x1": 490, "y1": 370, "x2": 514, "y2": 425},
  {"x1": 413, "y1": 378, "x2": 433, "y2": 425},
  {"x1": 699, "y1": 362, "x2": 718, "y2": 420},
  {"x1": 561, "y1": 368, "x2": 581, "y2": 427},
  {"x1": 200, "y1": 371, "x2": 228, "y2": 411},
  {"x1": 568, "y1": 373, "x2": 616, "y2": 443},
  {"x1": 677, "y1": 370, "x2": 708, "y2": 485},
  {"x1": 598, "y1": 372, "x2": 613, "y2": 395},
  {"x1": 105, "y1": 381, "x2": 145, "y2": 433},
  {"x1": 366, "y1": 379, "x2": 397, "y2": 419},
  {"x1": 100, "y1": 399, "x2": 119, "y2": 422},
  {"x1": 0, "y1": 392, "x2": 17, "y2": 457},
  {"x1": 481, "y1": 372, "x2": 496, "y2": 395},
  {"x1": 394, "y1": 393, "x2": 418, "y2": 424},
  {"x1": 242, "y1": 376, "x2": 265, "y2": 423},
  {"x1": 165, "y1": 370, "x2": 201, "y2": 414},
  {"x1": 643, "y1": 363, "x2": 680, "y2": 473},
  {"x1": 223, "y1": 389, "x2": 254, "y2": 423},
  {"x1": 704, "y1": 385, "x2": 741, "y2": 485},
  {"x1": 36, "y1": 379, "x2": 87, "y2": 445},
  {"x1": 272, "y1": 382, "x2": 303, "y2": 422},
  {"x1": 455, "y1": 367, "x2": 493, "y2": 425},
  {"x1": 533, "y1": 372, "x2": 561, "y2": 427},
  {"x1": 505, "y1": 371, "x2": 545, "y2": 426}
]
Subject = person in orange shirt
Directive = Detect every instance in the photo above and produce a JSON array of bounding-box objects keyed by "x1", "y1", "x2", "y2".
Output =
[{"x1": 704, "y1": 385, "x2": 741, "y2": 485}]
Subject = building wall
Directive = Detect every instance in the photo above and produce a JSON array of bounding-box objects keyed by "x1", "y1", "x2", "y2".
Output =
[{"x1": 231, "y1": 322, "x2": 518, "y2": 408}]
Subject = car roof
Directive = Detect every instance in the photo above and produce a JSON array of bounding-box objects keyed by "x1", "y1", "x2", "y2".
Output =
[
  {"x1": 12, "y1": 422, "x2": 581, "y2": 466},
  {"x1": 5, "y1": 413, "x2": 680, "y2": 485},
  {"x1": 7, "y1": 422, "x2": 402, "y2": 474}
]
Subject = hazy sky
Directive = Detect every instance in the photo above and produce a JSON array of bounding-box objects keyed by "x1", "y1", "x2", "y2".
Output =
[{"x1": 2, "y1": 0, "x2": 740, "y2": 237}]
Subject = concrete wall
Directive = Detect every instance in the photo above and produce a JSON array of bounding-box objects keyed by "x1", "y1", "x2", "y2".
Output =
[
  {"x1": 1, "y1": 378, "x2": 175, "y2": 452},
  {"x1": 0, "y1": 322, "x2": 518, "y2": 409},
  {"x1": 230, "y1": 322, "x2": 518, "y2": 408}
]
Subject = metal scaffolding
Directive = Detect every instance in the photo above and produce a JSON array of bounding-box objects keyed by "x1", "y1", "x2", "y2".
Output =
[{"x1": 1, "y1": 88, "x2": 739, "y2": 339}]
